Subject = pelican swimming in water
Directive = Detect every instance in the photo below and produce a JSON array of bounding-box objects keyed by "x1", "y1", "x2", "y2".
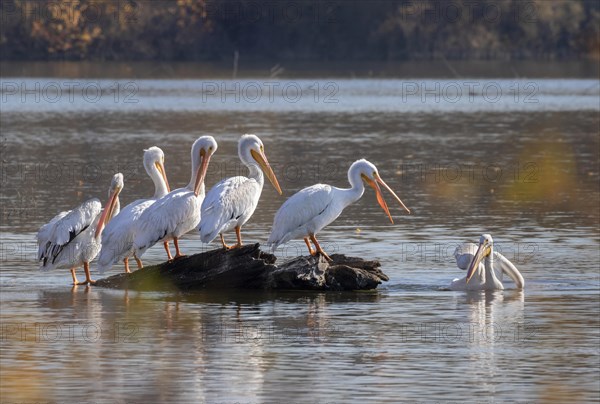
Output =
[
  {"x1": 133, "y1": 136, "x2": 217, "y2": 260},
  {"x1": 450, "y1": 234, "x2": 525, "y2": 291},
  {"x1": 37, "y1": 173, "x2": 123, "y2": 285},
  {"x1": 199, "y1": 134, "x2": 282, "y2": 249},
  {"x1": 97, "y1": 147, "x2": 171, "y2": 273},
  {"x1": 267, "y1": 159, "x2": 410, "y2": 260}
]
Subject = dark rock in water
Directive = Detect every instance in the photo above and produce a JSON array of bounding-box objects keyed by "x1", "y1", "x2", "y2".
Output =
[{"x1": 95, "y1": 243, "x2": 388, "y2": 292}]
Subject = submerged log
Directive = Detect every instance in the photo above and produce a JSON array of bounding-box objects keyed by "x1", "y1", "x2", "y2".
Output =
[{"x1": 95, "y1": 243, "x2": 388, "y2": 291}]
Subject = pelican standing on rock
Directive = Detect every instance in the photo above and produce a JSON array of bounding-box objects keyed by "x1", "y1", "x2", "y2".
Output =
[
  {"x1": 267, "y1": 159, "x2": 410, "y2": 260},
  {"x1": 450, "y1": 234, "x2": 525, "y2": 291},
  {"x1": 199, "y1": 134, "x2": 282, "y2": 249},
  {"x1": 37, "y1": 173, "x2": 123, "y2": 285},
  {"x1": 133, "y1": 136, "x2": 218, "y2": 260},
  {"x1": 98, "y1": 147, "x2": 171, "y2": 273}
]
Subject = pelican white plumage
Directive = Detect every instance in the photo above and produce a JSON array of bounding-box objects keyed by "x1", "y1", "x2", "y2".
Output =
[
  {"x1": 37, "y1": 173, "x2": 123, "y2": 285},
  {"x1": 450, "y1": 234, "x2": 525, "y2": 291},
  {"x1": 97, "y1": 147, "x2": 171, "y2": 273},
  {"x1": 199, "y1": 134, "x2": 282, "y2": 249},
  {"x1": 267, "y1": 159, "x2": 410, "y2": 260},
  {"x1": 133, "y1": 136, "x2": 218, "y2": 260}
]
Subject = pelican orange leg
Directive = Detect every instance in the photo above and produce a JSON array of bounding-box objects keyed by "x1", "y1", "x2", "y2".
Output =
[
  {"x1": 70, "y1": 268, "x2": 79, "y2": 285},
  {"x1": 220, "y1": 234, "x2": 231, "y2": 249},
  {"x1": 234, "y1": 226, "x2": 243, "y2": 248},
  {"x1": 304, "y1": 237, "x2": 316, "y2": 256},
  {"x1": 164, "y1": 241, "x2": 173, "y2": 260},
  {"x1": 123, "y1": 257, "x2": 131, "y2": 274},
  {"x1": 173, "y1": 237, "x2": 186, "y2": 260},
  {"x1": 309, "y1": 234, "x2": 332, "y2": 262},
  {"x1": 76, "y1": 262, "x2": 96, "y2": 285},
  {"x1": 222, "y1": 226, "x2": 243, "y2": 250},
  {"x1": 134, "y1": 254, "x2": 143, "y2": 269}
]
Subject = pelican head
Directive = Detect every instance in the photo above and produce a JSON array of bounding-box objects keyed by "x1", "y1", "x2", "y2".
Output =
[
  {"x1": 466, "y1": 233, "x2": 494, "y2": 284},
  {"x1": 240, "y1": 134, "x2": 282, "y2": 195},
  {"x1": 191, "y1": 136, "x2": 218, "y2": 196},
  {"x1": 95, "y1": 173, "x2": 124, "y2": 238},
  {"x1": 143, "y1": 146, "x2": 170, "y2": 193},
  {"x1": 351, "y1": 159, "x2": 410, "y2": 223},
  {"x1": 109, "y1": 172, "x2": 124, "y2": 193}
]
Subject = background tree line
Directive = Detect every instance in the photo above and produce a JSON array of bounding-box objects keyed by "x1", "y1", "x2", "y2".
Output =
[{"x1": 1, "y1": 0, "x2": 598, "y2": 61}]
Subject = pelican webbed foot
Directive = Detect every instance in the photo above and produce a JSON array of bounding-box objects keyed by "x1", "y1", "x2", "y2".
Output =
[
  {"x1": 79, "y1": 262, "x2": 96, "y2": 285},
  {"x1": 220, "y1": 229, "x2": 243, "y2": 250},
  {"x1": 318, "y1": 251, "x2": 333, "y2": 262}
]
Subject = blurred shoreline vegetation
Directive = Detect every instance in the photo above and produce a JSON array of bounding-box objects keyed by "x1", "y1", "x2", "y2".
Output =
[{"x1": 1, "y1": 0, "x2": 598, "y2": 61}]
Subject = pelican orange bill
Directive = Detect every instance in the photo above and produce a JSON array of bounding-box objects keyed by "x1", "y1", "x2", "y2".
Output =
[
  {"x1": 375, "y1": 174, "x2": 410, "y2": 214},
  {"x1": 95, "y1": 187, "x2": 120, "y2": 238},
  {"x1": 155, "y1": 161, "x2": 170, "y2": 192},
  {"x1": 251, "y1": 149, "x2": 282, "y2": 195},
  {"x1": 362, "y1": 173, "x2": 410, "y2": 224},
  {"x1": 466, "y1": 241, "x2": 491, "y2": 284},
  {"x1": 194, "y1": 149, "x2": 212, "y2": 196}
]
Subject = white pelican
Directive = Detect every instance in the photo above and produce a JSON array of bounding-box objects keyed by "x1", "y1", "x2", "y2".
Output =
[
  {"x1": 450, "y1": 234, "x2": 525, "y2": 291},
  {"x1": 267, "y1": 159, "x2": 410, "y2": 260},
  {"x1": 199, "y1": 134, "x2": 282, "y2": 249},
  {"x1": 97, "y1": 147, "x2": 171, "y2": 273},
  {"x1": 37, "y1": 173, "x2": 123, "y2": 285},
  {"x1": 133, "y1": 136, "x2": 218, "y2": 260}
]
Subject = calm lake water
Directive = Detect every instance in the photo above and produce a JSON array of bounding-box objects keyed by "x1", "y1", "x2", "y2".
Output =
[{"x1": 1, "y1": 62, "x2": 599, "y2": 403}]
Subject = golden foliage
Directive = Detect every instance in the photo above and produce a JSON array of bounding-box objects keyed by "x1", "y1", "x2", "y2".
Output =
[{"x1": 0, "y1": 0, "x2": 598, "y2": 60}]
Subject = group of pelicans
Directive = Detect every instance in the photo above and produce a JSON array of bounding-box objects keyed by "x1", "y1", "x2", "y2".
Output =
[{"x1": 36, "y1": 135, "x2": 525, "y2": 291}]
